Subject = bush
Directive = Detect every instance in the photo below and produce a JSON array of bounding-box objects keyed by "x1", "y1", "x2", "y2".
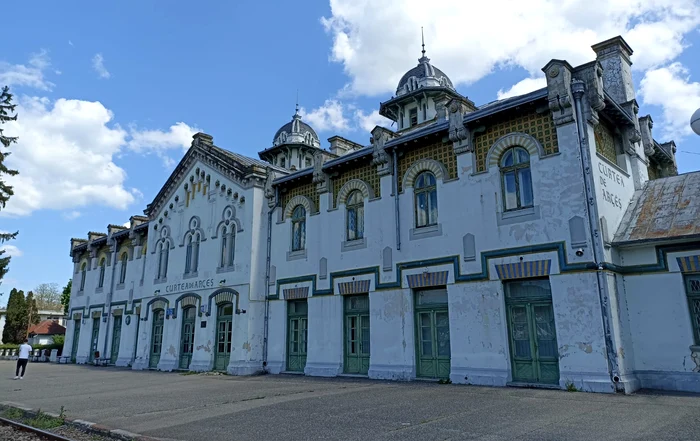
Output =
[{"x1": 52, "y1": 335, "x2": 65, "y2": 346}]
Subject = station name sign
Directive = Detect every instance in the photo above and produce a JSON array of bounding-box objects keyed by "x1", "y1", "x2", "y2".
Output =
[{"x1": 164, "y1": 278, "x2": 215, "y2": 294}]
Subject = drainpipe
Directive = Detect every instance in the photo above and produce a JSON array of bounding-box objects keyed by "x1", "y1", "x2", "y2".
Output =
[
  {"x1": 393, "y1": 148, "x2": 401, "y2": 251},
  {"x1": 571, "y1": 79, "x2": 621, "y2": 390},
  {"x1": 102, "y1": 239, "x2": 118, "y2": 361},
  {"x1": 262, "y1": 183, "x2": 279, "y2": 372}
]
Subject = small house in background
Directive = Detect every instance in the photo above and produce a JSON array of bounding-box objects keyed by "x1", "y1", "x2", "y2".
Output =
[{"x1": 28, "y1": 320, "x2": 66, "y2": 345}]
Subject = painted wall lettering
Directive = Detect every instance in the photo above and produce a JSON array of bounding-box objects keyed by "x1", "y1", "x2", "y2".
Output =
[
  {"x1": 597, "y1": 162, "x2": 625, "y2": 210},
  {"x1": 165, "y1": 278, "x2": 214, "y2": 294}
]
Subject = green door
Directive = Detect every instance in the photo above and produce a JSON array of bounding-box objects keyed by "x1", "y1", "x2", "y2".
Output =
[
  {"x1": 287, "y1": 300, "x2": 308, "y2": 372},
  {"x1": 344, "y1": 295, "x2": 370, "y2": 375},
  {"x1": 149, "y1": 310, "x2": 164, "y2": 369},
  {"x1": 71, "y1": 320, "x2": 81, "y2": 363},
  {"x1": 415, "y1": 289, "x2": 451, "y2": 379},
  {"x1": 505, "y1": 279, "x2": 559, "y2": 385},
  {"x1": 215, "y1": 304, "x2": 233, "y2": 371},
  {"x1": 179, "y1": 307, "x2": 196, "y2": 369},
  {"x1": 110, "y1": 316, "x2": 122, "y2": 364},
  {"x1": 89, "y1": 318, "x2": 100, "y2": 362}
]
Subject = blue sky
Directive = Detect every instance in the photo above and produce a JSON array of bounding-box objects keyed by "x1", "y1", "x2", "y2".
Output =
[{"x1": 1, "y1": 0, "x2": 699, "y2": 306}]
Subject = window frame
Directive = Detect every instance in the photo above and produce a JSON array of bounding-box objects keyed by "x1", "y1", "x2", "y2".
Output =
[
  {"x1": 409, "y1": 107, "x2": 418, "y2": 127},
  {"x1": 686, "y1": 275, "x2": 700, "y2": 345},
  {"x1": 97, "y1": 258, "x2": 106, "y2": 288},
  {"x1": 414, "y1": 171, "x2": 438, "y2": 229},
  {"x1": 157, "y1": 240, "x2": 169, "y2": 280},
  {"x1": 291, "y1": 205, "x2": 306, "y2": 252},
  {"x1": 499, "y1": 146, "x2": 534, "y2": 212},
  {"x1": 345, "y1": 190, "x2": 365, "y2": 242},
  {"x1": 119, "y1": 252, "x2": 128, "y2": 284},
  {"x1": 79, "y1": 262, "x2": 87, "y2": 292}
]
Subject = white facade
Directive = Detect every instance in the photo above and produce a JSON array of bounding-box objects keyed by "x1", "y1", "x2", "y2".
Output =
[{"x1": 63, "y1": 36, "x2": 699, "y2": 394}]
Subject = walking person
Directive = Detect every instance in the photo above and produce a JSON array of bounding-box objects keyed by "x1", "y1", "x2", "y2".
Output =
[{"x1": 15, "y1": 339, "x2": 32, "y2": 379}]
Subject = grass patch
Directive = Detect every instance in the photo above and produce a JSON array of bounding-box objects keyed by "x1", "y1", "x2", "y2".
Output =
[
  {"x1": 565, "y1": 382, "x2": 579, "y2": 392},
  {"x1": 24, "y1": 409, "x2": 65, "y2": 430},
  {"x1": 438, "y1": 378, "x2": 452, "y2": 384},
  {"x1": 180, "y1": 371, "x2": 199, "y2": 376},
  {"x1": 2, "y1": 407, "x2": 24, "y2": 420}
]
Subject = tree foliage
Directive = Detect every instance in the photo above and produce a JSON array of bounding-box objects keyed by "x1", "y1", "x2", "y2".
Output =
[
  {"x1": 26, "y1": 290, "x2": 40, "y2": 326},
  {"x1": 33, "y1": 282, "x2": 63, "y2": 310},
  {"x1": 0, "y1": 85, "x2": 19, "y2": 288},
  {"x1": 61, "y1": 279, "x2": 72, "y2": 315},
  {"x1": 2, "y1": 288, "x2": 27, "y2": 344}
]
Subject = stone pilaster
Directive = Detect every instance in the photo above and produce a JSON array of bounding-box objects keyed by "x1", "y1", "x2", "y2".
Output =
[
  {"x1": 447, "y1": 98, "x2": 472, "y2": 154},
  {"x1": 542, "y1": 60, "x2": 576, "y2": 127},
  {"x1": 371, "y1": 126, "x2": 396, "y2": 177}
]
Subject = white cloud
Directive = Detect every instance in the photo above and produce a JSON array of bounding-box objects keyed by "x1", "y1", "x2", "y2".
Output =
[
  {"x1": 0, "y1": 244, "x2": 22, "y2": 257},
  {"x1": 321, "y1": 0, "x2": 700, "y2": 97},
  {"x1": 61, "y1": 211, "x2": 81, "y2": 220},
  {"x1": 354, "y1": 109, "x2": 394, "y2": 132},
  {"x1": 1, "y1": 96, "x2": 135, "y2": 217},
  {"x1": 639, "y1": 62, "x2": 700, "y2": 140},
  {"x1": 127, "y1": 122, "x2": 199, "y2": 167},
  {"x1": 68, "y1": 40, "x2": 74, "y2": 47},
  {"x1": 497, "y1": 77, "x2": 547, "y2": 100},
  {"x1": 0, "y1": 49, "x2": 54, "y2": 91},
  {"x1": 301, "y1": 100, "x2": 351, "y2": 132},
  {"x1": 92, "y1": 53, "x2": 110, "y2": 79}
]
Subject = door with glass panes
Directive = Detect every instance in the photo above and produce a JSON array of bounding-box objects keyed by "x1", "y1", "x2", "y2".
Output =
[
  {"x1": 415, "y1": 289, "x2": 451, "y2": 379},
  {"x1": 110, "y1": 316, "x2": 122, "y2": 364},
  {"x1": 287, "y1": 300, "x2": 308, "y2": 372},
  {"x1": 71, "y1": 320, "x2": 81, "y2": 363},
  {"x1": 179, "y1": 307, "x2": 196, "y2": 369},
  {"x1": 89, "y1": 318, "x2": 100, "y2": 362},
  {"x1": 215, "y1": 304, "x2": 233, "y2": 371},
  {"x1": 344, "y1": 295, "x2": 370, "y2": 375},
  {"x1": 149, "y1": 310, "x2": 164, "y2": 368},
  {"x1": 505, "y1": 279, "x2": 559, "y2": 385}
]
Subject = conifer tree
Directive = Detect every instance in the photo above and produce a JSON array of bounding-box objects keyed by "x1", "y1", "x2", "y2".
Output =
[
  {"x1": 61, "y1": 280, "x2": 72, "y2": 315},
  {"x1": 26, "y1": 290, "x2": 40, "y2": 327},
  {"x1": 0, "y1": 85, "x2": 19, "y2": 288},
  {"x1": 2, "y1": 288, "x2": 27, "y2": 343}
]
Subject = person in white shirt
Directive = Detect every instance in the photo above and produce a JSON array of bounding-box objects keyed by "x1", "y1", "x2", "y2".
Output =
[{"x1": 15, "y1": 339, "x2": 32, "y2": 379}]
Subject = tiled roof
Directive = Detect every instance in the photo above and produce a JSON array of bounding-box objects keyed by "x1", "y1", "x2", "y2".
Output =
[
  {"x1": 211, "y1": 145, "x2": 288, "y2": 173},
  {"x1": 613, "y1": 171, "x2": 700, "y2": 245},
  {"x1": 28, "y1": 320, "x2": 66, "y2": 336}
]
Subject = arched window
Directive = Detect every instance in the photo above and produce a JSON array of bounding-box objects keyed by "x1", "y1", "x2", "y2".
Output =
[
  {"x1": 500, "y1": 147, "x2": 533, "y2": 211},
  {"x1": 346, "y1": 190, "x2": 364, "y2": 241},
  {"x1": 280, "y1": 157, "x2": 286, "y2": 168},
  {"x1": 97, "y1": 258, "x2": 106, "y2": 288},
  {"x1": 291, "y1": 205, "x2": 306, "y2": 251},
  {"x1": 79, "y1": 262, "x2": 87, "y2": 291},
  {"x1": 219, "y1": 227, "x2": 236, "y2": 268},
  {"x1": 414, "y1": 171, "x2": 438, "y2": 228},
  {"x1": 119, "y1": 252, "x2": 128, "y2": 284},
  {"x1": 157, "y1": 241, "x2": 169, "y2": 279},
  {"x1": 185, "y1": 233, "x2": 200, "y2": 274}
]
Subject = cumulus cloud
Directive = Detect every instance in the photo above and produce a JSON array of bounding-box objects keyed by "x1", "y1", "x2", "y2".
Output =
[
  {"x1": 92, "y1": 53, "x2": 110, "y2": 79},
  {"x1": 301, "y1": 100, "x2": 351, "y2": 132},
  {"x1": 497, "y1": 77, "x2": 547, "y2": 100},
  {"x1": 354, "y1": 109, "x2": 394, "y2": 132},
  {"x1": 0, "y1": 49, "x2": 54, "y2": 91},
  {"x1": 639, "y1": 62, "x2": 700, "y2": 140},
  {"x1": 0, "y1": 244, "x2": 22, "y2": 258},
  {"x1": 126, "y1": 122, "x2": 200, "y2": 168},
  {"x1": 321, "y1": 0, "x2": 700, "y2": 97},
  {"x1": 61, "y1": 211, "x2": 81, "y2": 220}
]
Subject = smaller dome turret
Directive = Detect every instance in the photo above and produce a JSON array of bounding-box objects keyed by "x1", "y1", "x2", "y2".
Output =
[{"x1": 272, "y1": 105, "x2": 320, "y2": 148}]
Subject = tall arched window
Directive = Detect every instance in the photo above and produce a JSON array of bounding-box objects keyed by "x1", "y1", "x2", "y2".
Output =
[
  {"x1": 414, "y1": 171, "x2": 438, "y2": 228},
  {"x1": 500, "y1": 147, "x2": 533, "y2": 211},
  {"x1": 219, "y1": 227, "x2": 236, "y2": 268},
  {"x1": 97, "y1": 258, "x2": 106, "y2": 288},
  {"x1": 291, "y1": 205, "x2": 306, "y2": 251},
  {"x1": 119, "y1": 252, "x2": 128, "y2": 284},
  {"x1": 346, "y1": 190, "x2": 364, "y2": 241},
  {"x1": 79, "y1": 262, "x2": 87, "y2": 291},
  {"x1": 185, "y1": 233, "x2": 200, "y2": 274},
  {"x1": 157, "y1": 241, "x2": 169, "y2": 279}
]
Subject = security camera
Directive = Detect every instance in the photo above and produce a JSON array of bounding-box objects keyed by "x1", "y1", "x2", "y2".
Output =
[{"x1": 575, "y1": 248, "x2": 584, "y2": 257}]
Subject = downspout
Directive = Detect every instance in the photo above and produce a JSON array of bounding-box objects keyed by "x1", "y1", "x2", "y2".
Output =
[
  {"x1": 103, "y1": 239, "x2": 118, "y2": 362},
  {"x1": 393, "y1": 148, "x2": 401, "y2": 251},
  {"x1": 571, "y1": 80, "x2": 621, "y2": 390},
  {"x1": 262, "y1": 183, "x2": 279, "y2": 372}
]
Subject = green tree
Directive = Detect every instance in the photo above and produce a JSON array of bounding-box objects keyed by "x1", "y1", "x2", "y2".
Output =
[
  {"x1": 61, "y1": 279, "x2": 72, "y2": 315},
  {"x1": 2, "y1": 288, "x2": 27, "y2": 343},
  {"x1": 26, "y1": 290, "x2": 40, "y2": 327},
  {"x1": 0, "y1": 85, "x2": 19, "y2": 288}
]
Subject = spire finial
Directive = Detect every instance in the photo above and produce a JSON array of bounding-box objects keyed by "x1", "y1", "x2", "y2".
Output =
[
  {"x1": 421, "y1": 27, "x2": 425, "y2": 57},
  {"x1": 295, "y1": 90, "x2": 299, "y2": 115}
]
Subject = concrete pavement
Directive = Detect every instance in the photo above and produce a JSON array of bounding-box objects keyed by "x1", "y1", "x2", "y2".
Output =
[{"x1": 1, "y1": 361, "x2": 699, "y2": 441}]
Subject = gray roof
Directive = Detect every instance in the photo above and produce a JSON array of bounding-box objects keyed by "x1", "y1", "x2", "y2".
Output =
[
  {"x1": 211, "y1": 145, "x2": 287, "y2": 173},
  {"x1": 397, "y1": 56, "x2": 455, "y2": 93},
  {"x1": 613, "y1": 171, "x2": 700, "y2": 245}
]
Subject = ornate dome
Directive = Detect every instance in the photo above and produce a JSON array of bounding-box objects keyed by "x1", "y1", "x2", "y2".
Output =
[
  {"x1": 272, "y1": 106, "x2": 320, "y2": 148},
  {"x1": 396, "y1": 52, "x2": 454, "y2": 97}
]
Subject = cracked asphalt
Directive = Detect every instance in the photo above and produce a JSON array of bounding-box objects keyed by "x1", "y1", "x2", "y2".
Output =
[{"x1": 1, "y1": 361, "x2": 699, "y2": 441}]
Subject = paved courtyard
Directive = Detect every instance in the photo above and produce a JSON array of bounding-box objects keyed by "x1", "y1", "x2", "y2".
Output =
[{"x1": 1, "y1": 361, "x2": 699, "y2": 441}]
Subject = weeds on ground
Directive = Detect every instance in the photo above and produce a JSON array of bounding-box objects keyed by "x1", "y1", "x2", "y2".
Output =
[
  {"x1": 565, "y1": 382, "x2": 579, "y2": 392},
  {"x1": 438, "y1": 378, "x2": 452, "y2": 384},
  {"x1": 2, "y1": 407, "x2": 23, "y2": 420},
  {"x1": 180, "y1": 371, "x2": 199, "y2": 376},
  {"x1": 25, "y1": 409, "x2": 65, "y2": 430}
]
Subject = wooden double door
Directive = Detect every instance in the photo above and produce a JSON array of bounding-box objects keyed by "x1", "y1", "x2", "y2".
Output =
[
  {"x1": 344, "y1": 295, "x2": 370, "y2": 375},
  {"x1": 110, "y1": 316, "x2": 122, "y2": 364},
  {"x1": 71, "y1": 320, "x2": 81, "y2": 363},
  {"x1": 215, "y1": 304, "x2": 233, "y2": 371},
  {"x1": 287, "y1": 300, "x2": 308, "y2": 372},
  {"x1": 415, "y1": 289, "x2": 451, "y2": 379},
  {"x1": 149, "y1": 310, "x2": 164, "y2": 369},
  {"x1": 505, "y1": 279, "x2": 560, "y2": 385},
  {"x1": 179, "y1": 307, "x2": 196, "y2": 370}
]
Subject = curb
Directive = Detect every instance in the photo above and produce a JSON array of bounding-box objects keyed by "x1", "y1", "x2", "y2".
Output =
[{"x1": 0, "y1": 402, "x2": 161, "y2": 441}]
